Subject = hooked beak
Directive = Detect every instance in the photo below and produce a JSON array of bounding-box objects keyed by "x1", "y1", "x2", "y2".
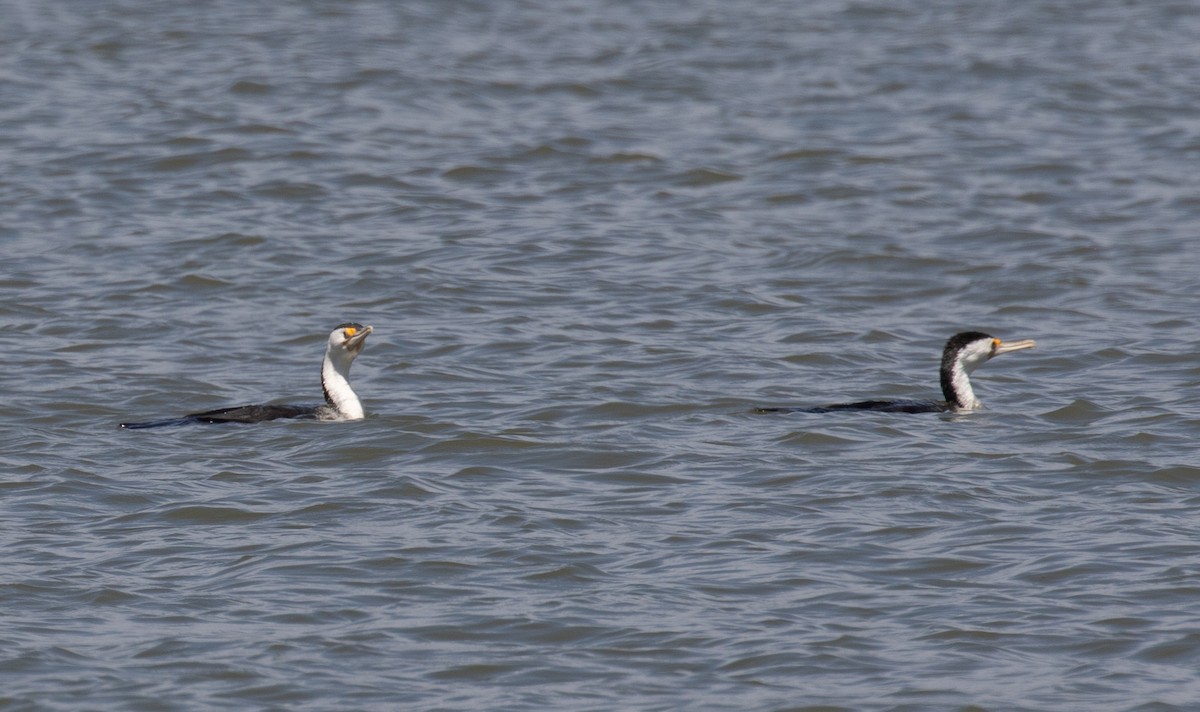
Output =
[
  {"x1": 993, "y1": 338, "x2": 1036, "y2": 356},
  {"x1": 346, "y1": 324, "x2": 373, "y2": 352}
]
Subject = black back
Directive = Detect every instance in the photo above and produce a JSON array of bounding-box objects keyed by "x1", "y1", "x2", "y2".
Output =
[
  {"x1": 120, "y1": 403, "x2": 319, "y2": 429},
  {"x1": 756, "y1": 399, "x2": 947, "y2": 415},
  {"x1": 186, "y1": 404, "x2": 319, "y2": 424}
]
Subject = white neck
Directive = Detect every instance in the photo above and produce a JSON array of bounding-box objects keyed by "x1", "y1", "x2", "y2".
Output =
[
  {"x1": 946, "y1": 363, "x2": 981, "y2": 410},
  {"x1": 321, "y1": 348, "x2": 364, "y2": 420}
]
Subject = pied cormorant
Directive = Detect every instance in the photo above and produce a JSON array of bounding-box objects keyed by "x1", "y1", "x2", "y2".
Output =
[
  {"x1": 120, "y1": 323, "x2": 373, "y2": 428},
  {"x1": 757, "y1": 331, "x2": 1036, "y2": 414}
]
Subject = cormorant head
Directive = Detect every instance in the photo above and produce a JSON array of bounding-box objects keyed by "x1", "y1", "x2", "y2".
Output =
[
  {"x1": 940, "y1": 331, "x2": 1036, "y2": 409},
  {"x1": 320, "y1": 323, "x2": 373, "y2": 417},
  {"x1": 328, "y1": 323, "x2": 373, "y2": 360}
]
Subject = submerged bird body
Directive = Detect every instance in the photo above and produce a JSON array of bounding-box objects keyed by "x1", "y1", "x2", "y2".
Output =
[
  {"x1": 758, "y1": 331, "x2": 1035, "y2": 415},
  {"x1": 802, "y1": 399, "x2": 948, "y2": 414},
  {"x1": 120, "y1": 323, "x2": 373, "y2": 429}
]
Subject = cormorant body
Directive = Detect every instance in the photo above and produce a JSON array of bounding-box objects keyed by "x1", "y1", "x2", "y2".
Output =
[
  {"x1": 120, "y1": 323, "x2": 372, "y2": 429},
  {"x1": 756, "y1": 331, "x2": 1035, "y2": 415}
]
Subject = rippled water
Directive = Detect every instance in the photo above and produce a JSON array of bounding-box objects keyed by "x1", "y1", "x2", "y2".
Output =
[{"x1": 4, "y1": 1, "x2": 1200, "y2": 710}]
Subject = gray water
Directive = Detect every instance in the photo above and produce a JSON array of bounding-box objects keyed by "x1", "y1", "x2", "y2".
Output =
[{"x1": 3, "y1": 1, "x2": 1200, "y2": 710}]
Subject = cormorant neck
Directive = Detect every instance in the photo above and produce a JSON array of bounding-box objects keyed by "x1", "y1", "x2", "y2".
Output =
[
  {"x1": 321, "y1": 347, "x2": 364, "y2": 420},
  {"x1": 940, "y1": 360, "x2": 981, "y2": 410}
]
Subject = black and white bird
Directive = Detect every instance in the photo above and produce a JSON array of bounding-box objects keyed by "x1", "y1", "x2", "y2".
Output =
[
  {"x1": 757, "y1": 331, "x2": 1036, "y2": 414},
  {"x1": 120, "y1": 323, "x2": 373, "y2": 428}
]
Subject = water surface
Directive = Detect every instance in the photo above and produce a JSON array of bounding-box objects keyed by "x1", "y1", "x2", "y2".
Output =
[{"x1": 3, "y1": 1, "x2": 1200, "y2": 710}]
